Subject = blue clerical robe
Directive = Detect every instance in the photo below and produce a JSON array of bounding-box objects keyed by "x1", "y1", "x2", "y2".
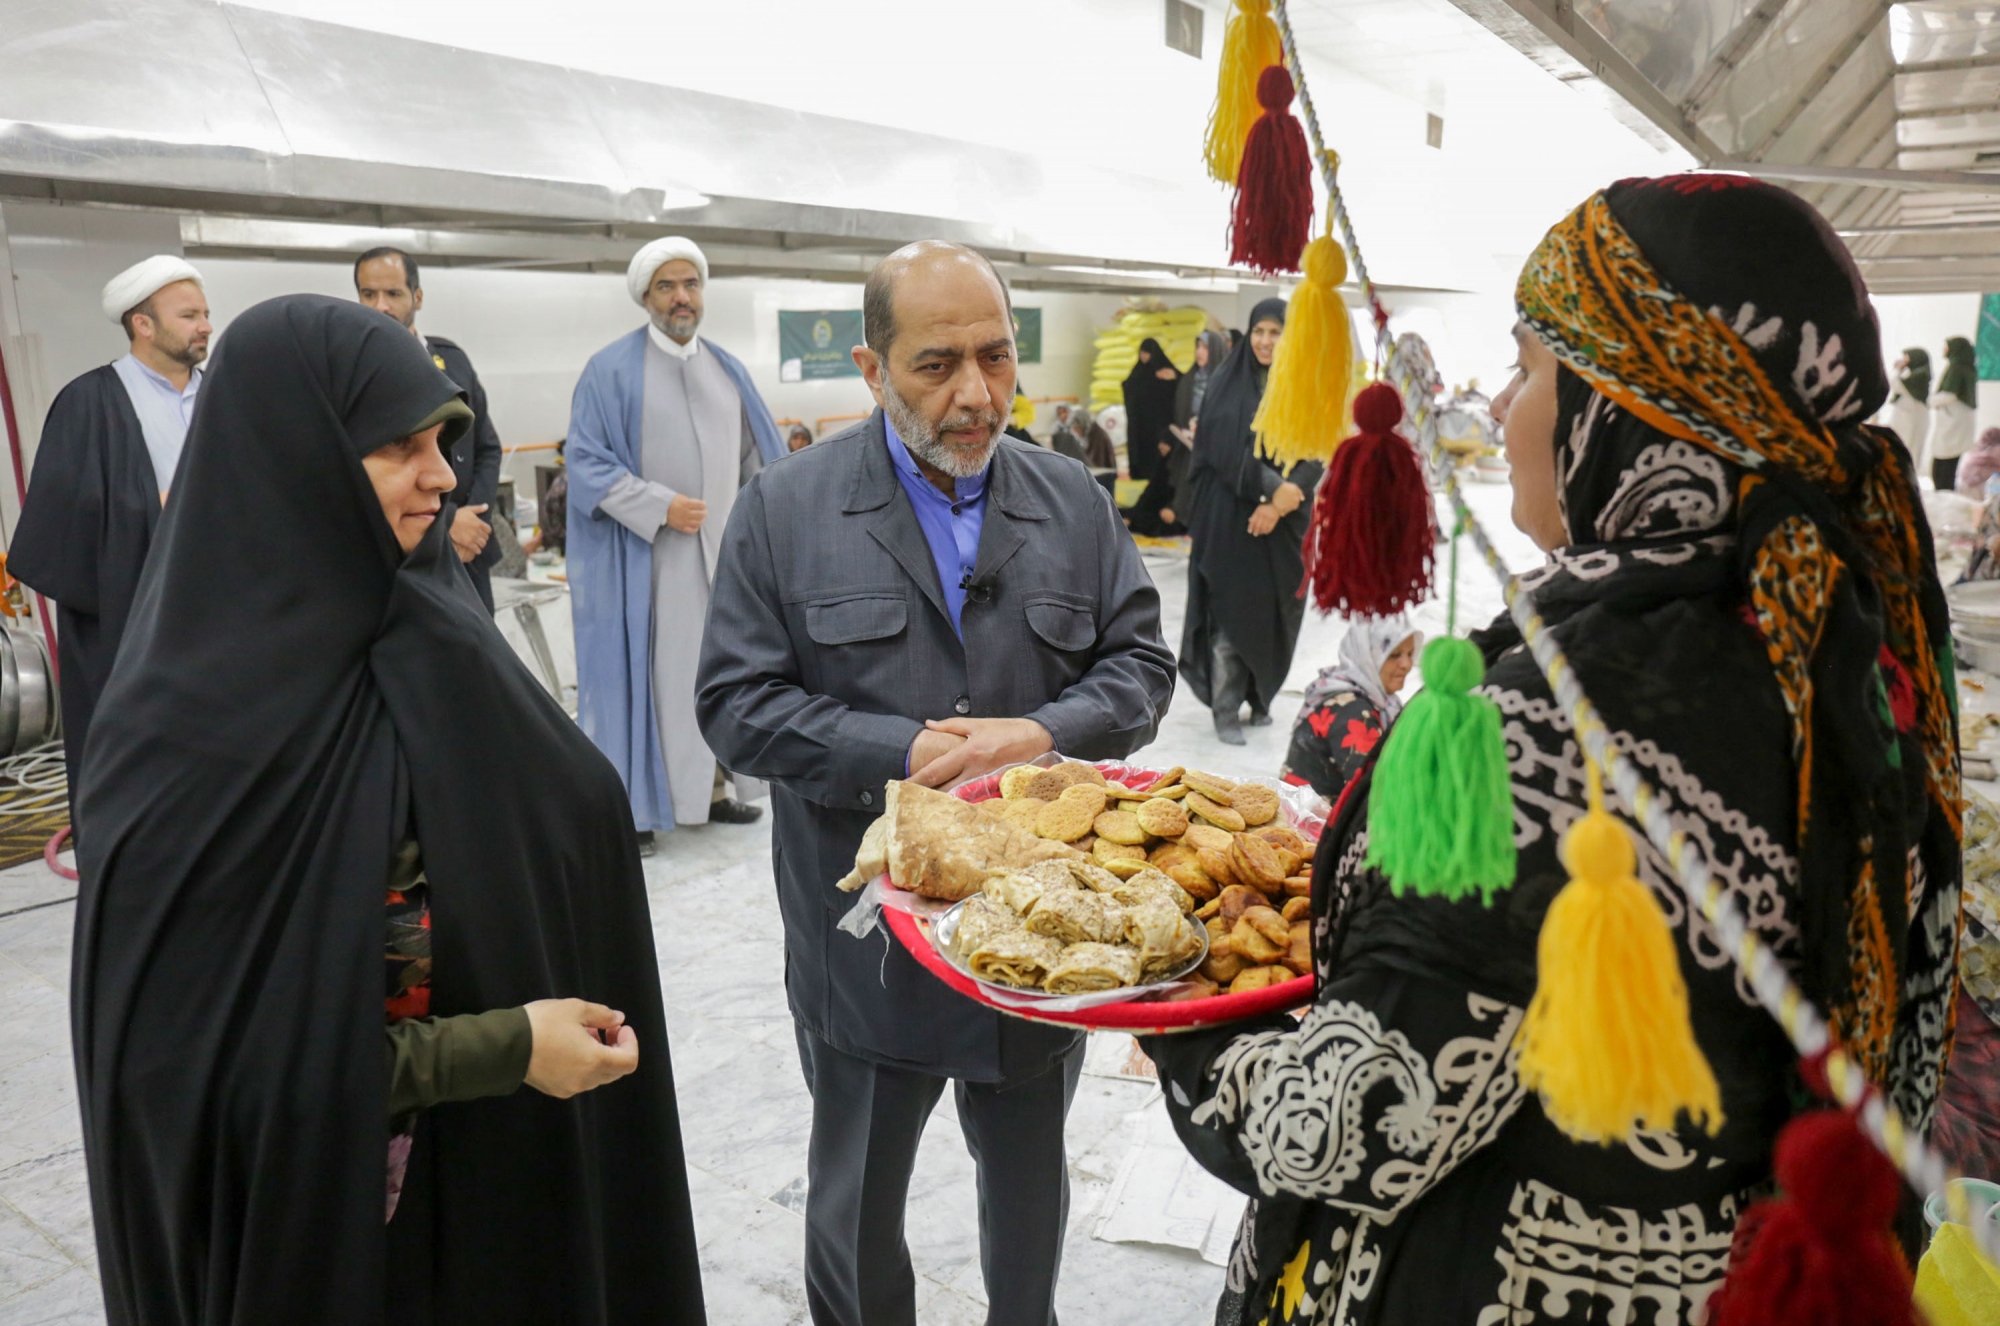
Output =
[{"x1": 565, "y1": 327, "x2": 784, "y2": 830}]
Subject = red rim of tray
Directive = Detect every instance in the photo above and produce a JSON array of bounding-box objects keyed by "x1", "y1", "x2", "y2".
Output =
[{"x1": 879, "y1": 761, "x2": 1317, "y2": 1032}]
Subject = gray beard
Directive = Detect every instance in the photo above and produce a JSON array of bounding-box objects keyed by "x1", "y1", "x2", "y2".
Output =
[
  {"x1": 880, "y1": 376, "x2": 1000, "y2": 480},
  {"x1": 651, "y1": 306, "x2": 701, "y2": 342}
]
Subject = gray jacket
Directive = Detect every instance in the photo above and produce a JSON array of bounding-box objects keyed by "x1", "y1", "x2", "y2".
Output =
[{"x1": 696, "y1": 410, "x2": 1176, "y2": 1082}]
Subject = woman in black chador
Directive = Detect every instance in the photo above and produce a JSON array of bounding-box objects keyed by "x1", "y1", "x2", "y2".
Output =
[
  {"x1": 73, "y1": 295, "x2": 704, "y2": 1324},
  {"x1": 1179, "y1": 299, "x2": 1322, "y2": 744}
]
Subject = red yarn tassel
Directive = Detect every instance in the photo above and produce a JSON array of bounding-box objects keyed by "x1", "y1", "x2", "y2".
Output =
[
  {"x1": 1229, "y1": 65, "x2": 1312, "y2": 276},
  {"x1": 1300, "y1": 383, "x2": 1435, "y2": 615},
  {"x1": 1705, "y1": 1110, "x2": 1919, "y2": 1326}
]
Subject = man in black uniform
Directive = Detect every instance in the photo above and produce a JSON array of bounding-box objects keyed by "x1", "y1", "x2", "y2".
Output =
[{"x1": 354, "y1": 246, "x2": 505, "y2": 608}]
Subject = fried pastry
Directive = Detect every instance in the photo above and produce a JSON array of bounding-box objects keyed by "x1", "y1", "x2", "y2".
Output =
[
  {"x1": 1162, "y1": 859, "x2": 1219, "y2": 900},
  {"x1": 1252, "y1": 824, "x2": 1308, "y2": 855},
  {"x1": 1093, "y1": 809, "x2": 1149, "y2": 845},
  {"x1": 1182, "y1": 824, "x2": 1233, "y2": 854},
  {"x1": 1145, "y1": 783, "x2": 1188, "y2": 800},
  {"x1": 1099, "y1": 856, "x2": 1150, "y2": 879},
  {"x1": 1281, "y1": 896, "x2": 1312, "y2": 922},
  {"x1": 1232, "y1": 907, "x2": 1290, "y2": 964},
  {"x1": 1217, "y1": 884, "x2": 1271, "y2": 923},
  {"x1": 1105, "y1": 780, "x2": 1154, "y2": 801},
  {"x1": 1024, "y1": 888, "x2": 1128, "y2": 946},
  {"x1": 1181, "y1": 770, "x2": 1236, "y2": 804},
  {"x1": 1136, "y1": 797, "x2": 1189, "y2": 839},
  {"x1": 1231, "y1": 783, "x2": 1280, "y2": 827},
  {"x1": 1285, "y1": 919, "x2": 1312, "y2": 975},
  {"x1": 1150, "y1": 842, "x2": 1197, "y2": 871},
  {"x1": 999, "y1": 765, "x2": 1040, "y2": 801},
  {"x1": 1194, "y1": 897, "x2": 1222, "y2": 921},
  {"x1": 1200, "y1": 930, "x2": 1246, "y2": 983},
  {"x1": 1228, "y1": 965, "x2": 1292, "y2": 994},
  {"x1": 1230, "y1": 834, "x2": 1287, "y2": 895},
  {"x1": 1271, "y1": 846, "x2": 1304, "y2": 878},
  {"x1": 1195, "y1": 846, "x2": 1242, "y2": 890},
  {"x1": 1167, "y1": 973, "x2": 1222, "y2": 1001},
  {"x1": 1283, "y1": 875, "x2": 1313, "y2": 898},
  {"x1": 1185, "y1": 791, "x2": 1246, "y2": 833},
  {"x1": 1044, "y1": 942, "x2": 1142, "y2": 994},
  {"x1": 966, "y1": 931, "x2": 1065, "y2": 988},
  {"x1": 1092, "y1": 837, "x2": 1149, "y2": 868}
]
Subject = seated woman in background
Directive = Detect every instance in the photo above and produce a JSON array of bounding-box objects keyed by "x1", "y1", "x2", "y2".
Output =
[
  {"x1": 1147, "y1": 176, "x2": 1959, "y2": 1324},
  {"x1": 787, "y1": 423, "x2": 814, "y2": 452},
  {"x1": 1280, "y1": 616, "x2": 1418, "y2": 802},
  {"x1": 73, "y1": 295, "x2": 704, "y2": 1324}
]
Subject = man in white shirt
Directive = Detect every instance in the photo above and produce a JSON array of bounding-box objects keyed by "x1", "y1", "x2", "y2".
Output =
[{"x1": 10, "y1": 255, "x2": 210, "y2": 794}]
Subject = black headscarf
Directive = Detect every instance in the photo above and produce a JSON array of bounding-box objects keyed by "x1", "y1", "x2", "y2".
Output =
[
  {"x1": 1941, "y1": 335, "x2": 1977, "y2": 408},
  {"x1": 1901, "y1": 347, "x2": 1931, "y2": 404},
  {"x1": 1122, "y1": 336, "x2": 1182, "y2": 478},
  {"x1": 1189, "y1": 299, "x2": 1285, "y2": 488},
  {"x1": 74, "y1": 295, "x2": 702, "y2": 1323},
  {"x1": 1174, "y1": 329, "x2": 1231, "y2": 429}
]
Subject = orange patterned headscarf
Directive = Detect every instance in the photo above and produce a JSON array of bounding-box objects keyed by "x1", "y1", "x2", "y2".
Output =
[{"x1": 1517, "y1": 176, "x2": 1960, "y2": 1100}]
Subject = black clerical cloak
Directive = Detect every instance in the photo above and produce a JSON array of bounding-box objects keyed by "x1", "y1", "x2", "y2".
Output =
[
  {"x1": 8, "y1": 365, "x2": 162, "y2": 784},
  {"x1": 74, "y1": 296, "x2": 703, "y2": 1325}
]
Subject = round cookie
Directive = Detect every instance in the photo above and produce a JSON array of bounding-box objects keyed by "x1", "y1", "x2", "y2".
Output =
[
  {"x1": 1195, "y1": 846, "x2": 1242, "y2": 890},
  {"x1": 1182, "y1": 824, "x2": 1233, "y2": 855},
  {"x1": 1252, "y1": 824, "x2": 1308, "y2": 855},
  {"x1": 1058, "y1": 782, "x2": 1109, "y2": 820},
  {"x1": 1092, "y1": 836, "x2": 1148, "y2": 866},
  {"x1": 1024, "y1": 767, "x2": 1071, "y2": 803},
  {"x1": 1182, "y1": 770, "x2": 1237, "y2": 805},
  {"x1": 1092, "y1": 809, "x2": 1149, "y2": 845},
  {"x1": 998, "y1": 797, "x2": 1046, "y2": 831},
  {"x1": 1185, "y1": 791, "x2": 1246, "y2": 834},
  {"x1": 1053, "y1": 760, "x2": 1107, "y2": 788},
  {"x1": 1150, "y1": 842, "x2": 1197, "y2": 871},
  {"x1": 1135, "y1": 796, "x2": 1189, "y2": 839},
  {"x1": 999, "y1": 765, "x2": 1041, "y2": 801},
  {"x1": 1034, "y1": 794, "x2": 1097, "y2": 842},
  {"x1": 1231, "y1": 783, "x2": 1280, "y2": 827}
]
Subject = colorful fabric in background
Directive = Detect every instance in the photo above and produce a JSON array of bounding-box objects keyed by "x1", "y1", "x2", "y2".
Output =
[
  {"x1": 1978, "y1": 294, "x2": 2000, "y2": 384},
  {"x1": 1517, "y1": 176, "x2": 1962, "y2": 1104},
  {"x1": 1934, "y1": 794, "x2": 2000, "y2": 1183}
]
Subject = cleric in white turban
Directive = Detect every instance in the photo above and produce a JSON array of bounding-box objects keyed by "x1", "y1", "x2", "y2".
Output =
[
  {"x1": 10, "y1": 254, "x2": 213, "y2": 797},
  {"x1": 566, "y1": 238, "x2": 783, "y2": 840}
]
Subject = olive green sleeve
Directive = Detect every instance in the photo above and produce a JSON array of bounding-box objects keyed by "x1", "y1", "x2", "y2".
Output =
[{"x1": 385, "y1": 1006, "x2": 533, "y2": 1120}]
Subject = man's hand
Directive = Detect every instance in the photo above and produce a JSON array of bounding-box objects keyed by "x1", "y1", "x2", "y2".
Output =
[
  {"x1": 1247, "y1": 504, "x2": 1280, "y2": 536},
  {"x1": 667, "y1": 494, "x2": 708, "y2": 534},
  {"x1": 523, "y1": 998, "x2": 639, "y2": 1099},
  {"x1": 450, "y1": 504, "x2": 492, "y2": 563},
  {"x1": 1157, "y1": 441, "x2": 1171, "y2": 456},
  {"x1": 1160, "y1": 507, "x2": 1176, "y2": 526},
  {"x1": 907, "y1": 727, "x2": 966, "y2": 781},
  {"x1": 911, "y1": 717, "x2": 1054, "y2": 789},
  {"x1": 1269, "y1": 481, "x2": 1304, "y2": 517}
]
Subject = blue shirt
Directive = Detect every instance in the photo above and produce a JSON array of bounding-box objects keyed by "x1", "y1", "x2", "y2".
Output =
[
  {"x1": 884, "y1": 415, "x2": 988, "y2": 639},
  {"x1": 110, "y1": 353, "x2": 202, "y2": 492}
]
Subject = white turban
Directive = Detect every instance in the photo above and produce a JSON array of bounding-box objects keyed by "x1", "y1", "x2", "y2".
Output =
[
  {"x1": 101, "y1": 255, "x2": 203, "y2": 325},
  {"x1": 626, "y1": 237, "x2": 708, "y2": 306}
]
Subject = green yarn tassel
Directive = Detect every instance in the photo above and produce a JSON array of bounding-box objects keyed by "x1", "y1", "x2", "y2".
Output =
[{"x1": 1365, "y1": 636, "x2": 1517, "y2": 903}]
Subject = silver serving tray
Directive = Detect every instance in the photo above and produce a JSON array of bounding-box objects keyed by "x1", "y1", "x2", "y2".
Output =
[{"x1": 929, "y1": 895, "x2": 1209, "y2": 1000}]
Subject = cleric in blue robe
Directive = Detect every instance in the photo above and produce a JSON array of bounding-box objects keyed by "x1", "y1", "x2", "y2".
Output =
[{"x1": 565, "y1": 237, "x2": 785, "y2": 836}]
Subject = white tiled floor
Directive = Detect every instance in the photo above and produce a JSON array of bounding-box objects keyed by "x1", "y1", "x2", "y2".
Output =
[{"x1": 0, "y1": 478, "x2": 1537, "y2": 1324}]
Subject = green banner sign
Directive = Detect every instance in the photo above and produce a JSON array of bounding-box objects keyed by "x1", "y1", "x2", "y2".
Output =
[
  {"x1": 1014, "y1": 307, "x2": 1041, "y2": 364},
  {"x1": 1980, "y1": 294, "x2": 2000, "y2": 381},
  {"x1": 779, "y1": 309, "x2": 864, "y2": 381}
]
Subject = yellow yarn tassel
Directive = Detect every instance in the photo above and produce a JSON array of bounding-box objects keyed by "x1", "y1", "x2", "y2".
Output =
[
  {"x1": 1252, "y1": 232, "x2": 1356, "y2": 467},
  {"x1": 1011, "y1": 391, "x2": 1035, "y2": 431},
  {"x1": 1205, "y1": 0, "x2": 1285, "y2": 187},
  {"x1": 1515, "y1": 764, "x2": 1723, "y2": 1145}
]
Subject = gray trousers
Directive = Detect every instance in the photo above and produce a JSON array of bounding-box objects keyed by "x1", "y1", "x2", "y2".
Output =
[{"x1": 793, "y1": 1025, "x2": 1085, "y2": 1326}]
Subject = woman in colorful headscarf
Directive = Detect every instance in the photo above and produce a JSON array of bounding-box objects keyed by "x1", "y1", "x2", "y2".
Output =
[
  {"x1": 1281, "y1": 615, "x2": 1419, "y2": 801},
  {"x1": 1883, "y1": 346, "x2": 1930, "y2": 461},
  {"x1": 1147, "y1": 176, "x2": 1959, "y2": 1324},
  {"x1": 1933, "y1": 335, "x2": 1978, "y2": 491},
  {"x1": 1180, "y1": 301, "x2": 1322, "y2": 744}
]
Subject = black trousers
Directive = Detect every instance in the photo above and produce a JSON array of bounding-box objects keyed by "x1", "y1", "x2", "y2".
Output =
[
  {"x1": 1936, "y1": 455, "x2": 1962, "y2": 494},
  {"x1": 793, "y1": 1025, "x2": 1084, "y2": 1326}
]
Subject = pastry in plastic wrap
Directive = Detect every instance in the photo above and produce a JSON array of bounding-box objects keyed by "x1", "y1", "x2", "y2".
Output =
[
  {"x1": 966, "y1": 931, "x2": 1065, "y2": 988},
  {"x1": 1044, "y1": 942, "x2": 1143, "y2": 994},
  {"x1": 840, "y1": 780, "x2": 1083, "y2": 900},
  {"x1": 1024, "y1": 888, "x2": 1128, "y2": 945}
]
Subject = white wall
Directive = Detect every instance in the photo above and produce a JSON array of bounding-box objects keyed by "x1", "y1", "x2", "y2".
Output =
[{"x1": 1871, "y1": 292, "x2": 2000, "y2": 451}]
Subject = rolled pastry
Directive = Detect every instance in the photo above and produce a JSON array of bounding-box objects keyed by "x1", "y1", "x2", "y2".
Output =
[
  {"x1": 1125, "y1": 897, "x2": 1204, "y2": 979},
  {"x1": 951, "y1": 895, "x2": 1025, "y2": 958},
  {"x1": 983, "y1": 859, "x2": 1079, "y2": 916},
  {"x1": 966, "y1": 931, "x2": 1065, "y2": 988},
  {"x1": 1044, "y1": 942, "x2": 1143, "y2": 995},
  {"x1": 1103, "y1": 867, "x2": 1195, "y2": 915},
  {"x1": 1024, "y1": 888, "x2": 1128, "y2": 946}
]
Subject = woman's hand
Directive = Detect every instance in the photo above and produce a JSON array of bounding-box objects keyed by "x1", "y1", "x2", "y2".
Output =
[
  {"x1": 1269, "y1": 481, "x2": 1304, "y2": 517},
  {"x1": 1247, "y1": 504, "x2": 1280, "y2": 536},
  {"x1": 523, "y1": 999, "x2": 639, "y2": 1099}
]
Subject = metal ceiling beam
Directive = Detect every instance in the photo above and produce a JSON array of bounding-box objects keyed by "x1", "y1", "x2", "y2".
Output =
[
  {"x1": 1440, "y1": 0, "x2": 1725, "y2": 159},
  {"x1": 1900, "y1": 99, "x2": 2000, "y2": 121},
  {"x1": 1839, "y1": 219, "x2": 2000, "y2": 235},
  {"x1": 1897, "y1": 53, "x2": 2000, "y2": 76},
  {"x1": 1714, "y1": 159, "x2": 2000, "y2": 191},
  {"x1": 1679, "y1": 0, "x2": 1791, "y2": 119},
  {"x1": 1744, "y1": 1, "x2": 1893, "y2": 160}
]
